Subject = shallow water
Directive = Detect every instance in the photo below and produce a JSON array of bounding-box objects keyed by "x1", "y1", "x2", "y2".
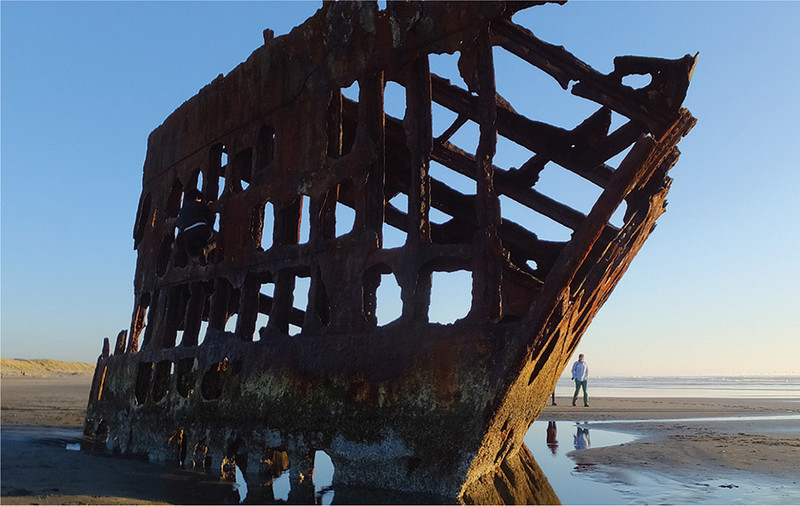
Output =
[
  {"x1": 527, "y1": 418, "x2": 800, "y2": 505},
  {"x1": 525, "y1": 420, "x2": 634, "y2": 504},
  {"x1": 3, "y1": 418, "x2": 798, "y2": 504}
]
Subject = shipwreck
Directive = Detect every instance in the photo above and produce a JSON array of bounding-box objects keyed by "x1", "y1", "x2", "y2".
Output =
[{"x1": 85, "y1": 1, "x2": 696, "y2": 502}]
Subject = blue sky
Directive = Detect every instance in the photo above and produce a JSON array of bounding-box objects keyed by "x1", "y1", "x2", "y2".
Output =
[{"x1": 2, "y1": 1, "x2": 798, "y2": 377}]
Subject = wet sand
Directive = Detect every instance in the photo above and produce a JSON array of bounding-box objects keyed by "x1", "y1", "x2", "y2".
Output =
[
  {"x1": 2, "y1": 373, "x2": 799, "y2": 504},
  {"x1": 1, "y1": 375, "x2": 94, "y2": 427},
  {"x1": 2, "y1": 373, "x2": 239, "y2": 505},
  {"x1": 542, "y1": 396, "x2": 800, "y2": 501}
]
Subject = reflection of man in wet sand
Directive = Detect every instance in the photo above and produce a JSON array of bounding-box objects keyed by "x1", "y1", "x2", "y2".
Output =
[
  {"x1": 546, "y1": 421, "x2": 559, "y2": 454},
  {"x1": 574, "y1": 427, "x2": 591, "y2": 450}
]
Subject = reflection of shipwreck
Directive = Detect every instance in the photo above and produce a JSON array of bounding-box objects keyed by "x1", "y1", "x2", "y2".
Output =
[{"x1": 85, "y1": 1, "x2": 695, "y2": 502}]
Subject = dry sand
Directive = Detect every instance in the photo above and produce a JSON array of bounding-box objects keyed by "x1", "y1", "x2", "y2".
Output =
[{"x1": 2, "y1": 366, "x2": 799, "y2": 504}]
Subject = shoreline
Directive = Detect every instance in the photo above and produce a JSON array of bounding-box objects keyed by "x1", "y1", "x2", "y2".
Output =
[
  {"x1": 542, "y1": 394, "x2": 800, "y2": 420},
  {"x1": 2, "y1": 375, "x2": 799, "y2": 503}
]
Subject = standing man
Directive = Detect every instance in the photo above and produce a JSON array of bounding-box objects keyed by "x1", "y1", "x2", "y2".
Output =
[{"x1": 571, "y1": 353, "x2": 589, "y2": 407}]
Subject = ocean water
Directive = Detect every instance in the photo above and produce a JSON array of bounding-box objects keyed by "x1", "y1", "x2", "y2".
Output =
[{"x1": 554, "y1": 375, "x2": 800, "y2": 399}]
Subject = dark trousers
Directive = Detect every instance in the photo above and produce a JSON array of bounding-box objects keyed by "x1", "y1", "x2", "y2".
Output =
[
  {"x1": 178, "y1": 225, "x2": 216, "y2": 259},
  {"x1": 573, "y1": 379, "x2": 588, "y2": 406}
]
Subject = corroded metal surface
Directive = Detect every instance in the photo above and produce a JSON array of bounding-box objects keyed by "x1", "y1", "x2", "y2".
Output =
[{"x1": 85, "y1": 1, "x2": 696, "y2": 501}]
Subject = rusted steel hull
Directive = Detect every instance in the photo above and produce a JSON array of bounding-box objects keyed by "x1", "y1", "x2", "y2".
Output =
[{"x1": 85, "y1": 1, "x2": 695, "y2": 501}]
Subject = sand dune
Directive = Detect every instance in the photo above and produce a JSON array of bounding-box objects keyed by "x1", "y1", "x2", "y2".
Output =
[{"x1": 1, "y1": 358, "x2": 95, "y2": 377}]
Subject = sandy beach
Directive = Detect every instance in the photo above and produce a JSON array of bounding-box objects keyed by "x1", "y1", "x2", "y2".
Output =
[{"x1": 2, "y1": 367, "x2": 799, "y2": 504}]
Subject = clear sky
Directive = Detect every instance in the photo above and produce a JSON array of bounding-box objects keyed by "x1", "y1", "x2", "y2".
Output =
[{"x1": 2, "y1": 1, "x2": 798, "y2": 377}]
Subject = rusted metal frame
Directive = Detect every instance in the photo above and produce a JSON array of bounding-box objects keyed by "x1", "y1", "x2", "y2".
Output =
[
  {"x1": 311, "y1": 89, "x2": 344, "y2": 246},
  {"x1": 575, "y1": 195, "x2": 669, "y2": 328},
  {"x1": 528, "y1": 103, "x2": 696, "y2": 306},
  {"x1": 228, "y1": 149, "x2": 250, "y2": 193},
  {"x1": 309, "y1": 264, "x2": 331, "y2": 330},
  {"x1": 140, "y1": 290, "x2": 160, "y2": 350},
  {"x1": 634, "y1": 113, "x2": 695, "y2": 186},
  {"x1": 382, "y1": 127, "x2": 562, "y2": 278},
  {"x1": 160, "y1": 250, "x2": 311, "y2": 338},
  {"x1": 301, "y1": 192, "x2": 336, "y2": 243},
  {"x1": 471, "y1": 25, "x2": 503, "y2": 322},
  {"x1": 89, "y1": 358, "x2": 107, "y2": 402},
  {"x1": 491, "y1": 18, "x2": 687, "y2": 136},
  {"x1": 247, "y1": 201, "x2": 267, "y2": 254},
  {"x1": 381, "y1": 117, "x2": 554, "y2": 275},
  {"x1": 497, "y1": 222, "x2": 564, "y2": 276},
  {"x1": 432, "y1": 141, "x2": 588, "y2": 232},
  {"x1": 428, "y1": 181, "x2": 475, "y2": 233},
  {"x1": 566, "y1": 108, "x2": 646, "y2": 173},
  {"x1": 141, "y1": 118, "x2": 263, "y2": 195},
  {"x1": 209, "y1": 277, "x2": 233, "y2": 333},
  {"x1": 573, "y1": 54, "x2": 696, "y2": 139},
  {"x1": 269, "y1": 198, "x2": 301, "y2": 335},
  {"x1": 303, "y1": 92, "x2": 342, "y2": 334},
  {"x1": 126, "y1": 294, "x2": 149, "y2": 353},
  {"x1": 623, "y1": 148, "x2": 679, "y2": 222},
  {"x1": 509, "y1": 153, "x2": 547, "y2": 187},
  {"x1": 489, "y1": 18, "x2": 595, "y2": 91},
  {"x1": 562, "y1": 153, "x2": 678, "y2": 367},
  {"x1": 428, "y1": 141, "x2": 572, "y2": 280},
  {"x1": 382, "y1": 203, "x2": 408, "y2": 241},
  {"x1": 256, "y1": 292, "x2": 305, "y2": 330},
  {"x1": 532, "y1": 135, "x2": 654, "y2": 316},
  {"x1": 405, "y1": 57, "x2": 433, "y2": 244},
  {"x1": 113, "y1": 330, "x2": 127, "y2": 355},
  {"x1": 234, "y1": 276, "x2": 260, "y2": 342},
  {"x1": 581, "y1": 117, "x2": 644, "y2": 169},
  {"x1": 429, "y1": 74, "x2": 614, "y2": 188},
  {"x1": 133, "y1": 193, "x2": 151, "y2": 249},
  {"x1": 88, "y1": 2, "x2": 698, "y2": 497},
  {"x1": 369, "y1": 240, "x2": 472, "y2": 270},
  {"x1": 486, "y1": 128, "x2": 672, "y2": 449},
  {"x1": 383, "y1": 156, "x2": 522, "y2": 324},
  {"x1": 494, "y1": 99, "x2": 616, "y2": 187},
  {"x1": 345, "y1": 96, "x2": 486, "y2": 243},
  {"x1": 349, "y1": 76, "x2": 386, "y2": 236},
  {"x1": 263, "y1": 275, "x2": 307, "y2": 334},
  {"x1": 519, "y1": 136, "x2": 657, "y2": 373},
  {"x1": 304, "y1": 260, "x2": 331, "y2": 335},
  {"x1": 434, "y1": 114, "x2": 468, "y2": 146},
  {"x1": 158, "y1": 284, "x2": 189, "y2": 349},
  {"x1": 367, "y1": 240, "x2": 473, "y2": 326},
  {"x1": 351, "y1": 73, "x2": 386, "y2": 327},
  {"x1": 206, "y1": 143, "x2": 225, "y2": 204},
  {"x1": 181, "y1": 282, "x2": 207, "y2": 347},
  {"x1": 525, "y1": 109, "x2": 695, "y2": 352},
  {"x1": 397, "y1": 56, "x2": 435, "y2": 324},
  {"x1": 387, "y1": 174, "x2": 561, "y2": 277}
]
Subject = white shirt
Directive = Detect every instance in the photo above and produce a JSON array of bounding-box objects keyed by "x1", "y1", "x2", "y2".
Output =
[{"x1": 572, "y1": 360, "x2": 588, "y2": 381}]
